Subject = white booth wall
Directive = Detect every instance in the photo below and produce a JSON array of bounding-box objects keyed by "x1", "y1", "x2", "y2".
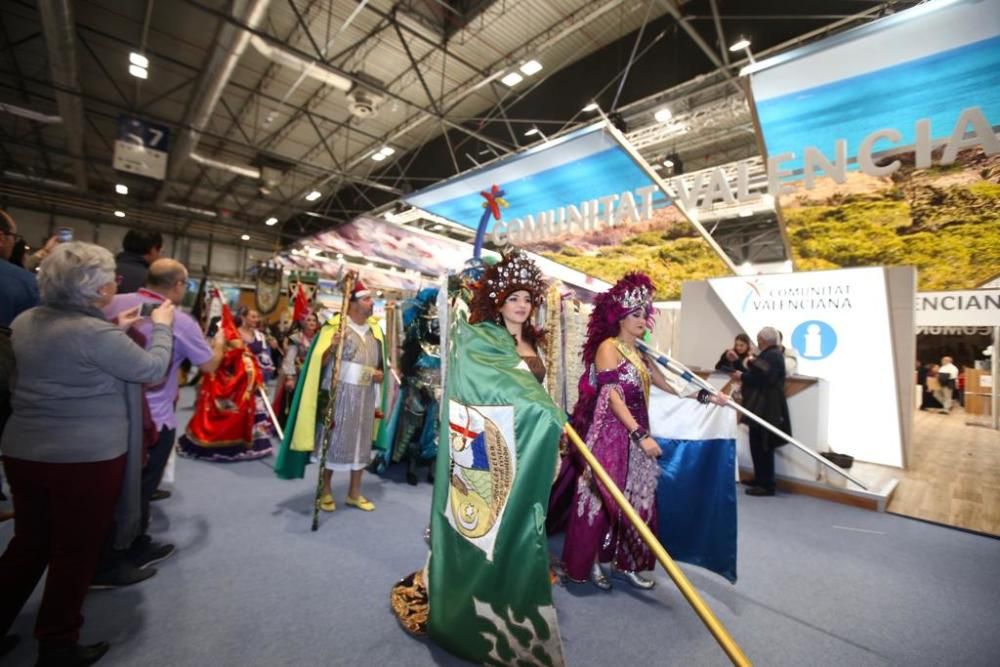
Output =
[{"x1": 678, "y1": 266, "x2": 915, "y2": 470}]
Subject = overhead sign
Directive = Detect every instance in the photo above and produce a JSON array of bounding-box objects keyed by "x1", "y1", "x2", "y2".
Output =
[
  {"x1": 708, "y1": 267, "x2": 902, "y2": 467},
  {"x1": 113, "y1": 115, "x2": 170, "y2": 180},
  {"x1": 915, "y1": 289, "x2": 1000, "y2": 327}
]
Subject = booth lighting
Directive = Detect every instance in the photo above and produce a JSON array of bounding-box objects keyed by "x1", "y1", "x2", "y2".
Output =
[
  {"x1": 519, "y1": 60, "x2": 543, "y2": 76},
  {"x1": 305, "y1": 190, "x2": 322, "y2": 201},
  {"x1": 582, "y1": 102, "x2": 599, "y2": 112},
  {"x1": 115, "y1": 184, "x2": 128, "y2": 195},
  {"x1": 662, "y1": 159, "x2": 674, "y2": 168},
  {"x1": 129, "y1": 52, "x2": 149, "y2": 68},
  {"x1": 128, "y1": 64, "x2": 148, "y2": 79},
  {"x1": 500, "y1": 71, "x2": 523, "y2": 87},
  {"x1": 113, "y1": 210, "x2": 125, "y2": 218},
  {"x1": 729, "y1": 38, "x2": 751, "y2": 52},
  {"x1": 240, "y1": 233, "x2": 250, "y2": 241},
  {"x1": 654, "y1": 108, "x2": 672, "y2": 123},
  {"x1": 265, "y1": 216, "x2": 278, "y2": 226}
]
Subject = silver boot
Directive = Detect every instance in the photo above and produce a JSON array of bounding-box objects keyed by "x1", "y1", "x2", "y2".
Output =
[
  {"x1": 590, "y1": 563, "x2": 612, "y2": 591},
  {"x1": 611, "y1": 566, "x2": 655, "y2": 590}
]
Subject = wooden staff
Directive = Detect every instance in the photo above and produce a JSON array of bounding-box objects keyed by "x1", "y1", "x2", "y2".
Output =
[
  {"x1": 311, "y1": 271, "x2": 356, "y2": 531},
  {"x1": 563, "y1": 423, "x2": 751, "y2": 666}
]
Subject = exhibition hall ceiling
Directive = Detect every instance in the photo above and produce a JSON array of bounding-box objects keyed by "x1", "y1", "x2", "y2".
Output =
[{"x1": 0, "y1": 0, "x2": 918, "y2": 252}]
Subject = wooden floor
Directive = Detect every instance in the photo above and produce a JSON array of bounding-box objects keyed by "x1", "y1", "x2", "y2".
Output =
[{"x1": 858, "y1": 408, "x2": 1000, "y2": 536}]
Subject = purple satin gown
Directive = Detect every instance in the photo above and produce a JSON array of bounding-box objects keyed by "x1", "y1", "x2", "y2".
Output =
[{"x1": 562, "y1": 357, "x2": 659, "y2": 581}]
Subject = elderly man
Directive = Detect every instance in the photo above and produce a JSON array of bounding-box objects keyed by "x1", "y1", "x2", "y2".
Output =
[
  {"x1": 938, "y1": 356, "x2": 959, "y2": 414},
  {"x1": 732, "y1": 326, "x2": 790, "y2": 497},
  {"x1": 96, "y1": 259, "x2": 224, "y2": 586}
]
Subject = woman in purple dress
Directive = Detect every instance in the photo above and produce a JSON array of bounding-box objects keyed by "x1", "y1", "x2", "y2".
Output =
[{"x1": 561, "y1": 273, "x2": 723, "y2": 590}]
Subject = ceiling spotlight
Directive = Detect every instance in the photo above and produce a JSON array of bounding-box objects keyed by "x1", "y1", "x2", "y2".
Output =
[
  {"x1": 663, "y1": 159, "x2": 674, "y2": 168},
  {"x1": 729, "y1": 38, "x2": 751, "y2": 52},
  {"x1": 113, "y1": 209, "x2": 126, "y2": 218},
  {"x1": 305, "y1": 190, "x2": 322, "y2": 201},
  {"x1": 129, "y1": 52, "x2": 149, "y2": 68},
  {"x1": 372, "y1": 152, "x2": 387, "y2": 162},
  {"x1": 115, "y1": 184, "x2": 128, "y2": 195},
  {"x1": 265, "y1": 217, "x2": 278, "y2": 226},
  {"x1": 519, "y1": 60, "x2": 543, "y2": 76},
  {"x1": 654, "y1": 108, "x2": 672, "y2": 123},
  {"x1": 582, "y1": 102, "x2": 599, "y2": 112},
  {"x1": 240, "y1": 233, "x2": 250, "y2": 241},
  {"x1": 428, "y1": 224, "x2": 444, "y2": 232},
  {"x1": 379, "y1": 146, "x2": 395, "y2": 156},
  {"x1": 500, "y1": 71, "x2": 523, "y2": 87},
  {"x1": 128, "y1": 64, "x2": 148, "y2": 79},
  {"x1": 524, "y1": 128, "x2": 539, "y2": 137}
]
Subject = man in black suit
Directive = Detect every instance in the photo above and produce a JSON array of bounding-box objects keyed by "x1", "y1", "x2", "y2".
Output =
[{"x1": 732, "y1": 326, "x2": 790, "y2": 496}]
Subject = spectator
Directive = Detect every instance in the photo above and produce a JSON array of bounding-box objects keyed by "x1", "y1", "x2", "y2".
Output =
[
  {"x1": 0, "y1": 242, "x2": 175, "y2": 665},
  {"x1": 115, "y1": 229, "x2": 163, "y2": 293},
  {"x1": 97, "y1": 259, "x2": 224, "y2": 586},
  {"x1": 733, "y1": 326, "x2": 790, "y2": 496},
  {"x1": 0, "y1": 210, "x2": 39, "y2": 328}
]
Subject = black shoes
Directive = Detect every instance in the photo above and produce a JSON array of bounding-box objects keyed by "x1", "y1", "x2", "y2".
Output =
[
  {"x1": 745, "y1": 486, "x2": 776, "y2": 497},
  {"x1": 128, "y1": 535, "x2": 175, "y2": 570},
  {"x1": 150, "y1": 489, "x2": 171, "y2": 501},
  {"x1": 90, "y1": 563, "x2": 157, "y2": 590},
  {"x1": 35, "y1": 640, "x2": 109, "y2": 666}
]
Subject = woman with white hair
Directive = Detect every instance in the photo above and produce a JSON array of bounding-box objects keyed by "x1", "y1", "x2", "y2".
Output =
[{"x1": 0, "y1": 242, "x2": 174, "y2": 665}]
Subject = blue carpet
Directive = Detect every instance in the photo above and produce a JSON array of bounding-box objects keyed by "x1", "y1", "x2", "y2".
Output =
[{"x1": 1, "y1": 389, "x2": 998, "y2": 665}]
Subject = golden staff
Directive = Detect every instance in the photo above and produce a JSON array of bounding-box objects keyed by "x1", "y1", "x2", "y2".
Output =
[
  {"x1": 562, "y1": 423, "x2": 752, "y2": 667},
  {"x1": 311, "y1": 270, "x2": 356, "y2": 531}
]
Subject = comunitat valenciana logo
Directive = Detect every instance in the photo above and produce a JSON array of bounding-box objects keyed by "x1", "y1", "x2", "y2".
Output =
[
  {"x1": 791, "y1": 320, "x2": 838, "y2": 360},
  {"x1": 740, "y1": 282, "x2": 853, "y2": 313}
]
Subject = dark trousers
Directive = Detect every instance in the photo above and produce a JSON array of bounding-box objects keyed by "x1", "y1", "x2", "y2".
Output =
[
  {"x1": 748, "y1": 426, "x2": 775, "y2": 491},
  {"x1": 0, "y1": 455, "x2": 126, "y2": 643},
  {"x1": 140, "y1": 427, "x2": 175, "y2": 533}
]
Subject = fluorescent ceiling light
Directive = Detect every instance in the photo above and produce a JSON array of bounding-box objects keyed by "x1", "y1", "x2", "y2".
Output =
[
  {"x1": 128, "y1": 64, "x2": 148, "y2": 79},
  {"x1": 372, "y1": 152, "x2": 387, "y2": 161},
  {"x1": 582, "y1": 102, "x2": 599, "y2": 112},
  {"x1": 115, "y1": 184, "x2": 128, "y2": 195},
  {"x1": 240, "y1": 233, "x2": 250, "y2": 241},
  {"x1": 519, "y1": 60, "x2": 543, "y2": 76},
  {"x1": 113, "y1": 209, "x2": 125, "y2": 218},
  {"x1": 654, "y1": 108, "x2": 672, "y2": 123},
  {"x1": 129, "y1": 52, "x2": 149, "y2": 68},
  {"x1": 379, "y1": 146, "x2": 395, "y2": 156},
  {"x1": 500, "y1": 72, "x2": 523, "y2": 87},
  {"x1": 729, "y1": 38, "x2": 750, "y2": 52},
  {"x1": 305, "y1": 190, "x2": 322, "y2": 201},
  {"x1": 524, "y1": 128, "x2": 539, "y2": 137},
  {"x1": 739, "y1": 209, "x2": 753, "y2": 218},
  {"x1": 265, "y1": 217, "x2": 278, "y2": 226}
]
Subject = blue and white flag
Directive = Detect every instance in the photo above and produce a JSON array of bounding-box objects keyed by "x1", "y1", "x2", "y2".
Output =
[{"x1": 648, "y1": 386, "x2": 738, "y2": 583}]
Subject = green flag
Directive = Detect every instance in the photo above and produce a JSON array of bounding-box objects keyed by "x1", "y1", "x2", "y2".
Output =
[{"x1": 428, "y1": 318, "x2": 566, "y2": 666}]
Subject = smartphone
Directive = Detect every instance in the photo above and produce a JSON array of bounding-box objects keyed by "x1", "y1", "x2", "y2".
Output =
[
  {"x1": 140, "y1": 302, "x2": 158, "y2": 317},
  {"x1": 56, "y1": 227, "x2": 73, "y2": 242}
]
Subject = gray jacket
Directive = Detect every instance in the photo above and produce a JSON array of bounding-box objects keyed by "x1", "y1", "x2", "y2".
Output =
[{"x1": 2, "y1": 304, "x2": 173, "y2": 463}]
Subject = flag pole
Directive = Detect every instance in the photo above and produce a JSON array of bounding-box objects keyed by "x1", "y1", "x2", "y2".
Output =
[
  {"x1": 563, "y1": 423, "x2": 751, "y2": 667},
  {"x1": 258, "y1": 386, "x2": 284, "y2": 441},
  {"x1": 635, "y1": 341, "x2": 868, "y2": 491},
  {"x1": 311, "y1": 271, "x2": 356, "y2": 531}
]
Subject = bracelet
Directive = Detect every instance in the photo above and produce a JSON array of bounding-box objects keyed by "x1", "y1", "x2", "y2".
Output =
[
  {"x1": 628, "y1": 427, "x2": 648, "y2": 443},
  {"x1": 697, "y1": 389, "x2": 711, "y2": 404}
]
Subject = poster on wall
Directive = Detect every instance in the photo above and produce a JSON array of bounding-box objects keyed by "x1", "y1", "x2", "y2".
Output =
[
  {"x1": 708, "y1": 267, "x2": 902, "y2": 467},
  {"x1": 403, "y1": 124, "x2": 731, "y2": 300},
  {"x1": 745, "y1": 0, "x2": 1000, "y2": 292}
]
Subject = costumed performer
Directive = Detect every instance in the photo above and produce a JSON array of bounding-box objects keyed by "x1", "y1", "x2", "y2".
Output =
[
  {"x1": 177, "y1": 306, "x2": 277, "y2": 461},
  {"x1": 557, "y1": 273, "x2": 727, "y2": 590},
  {"x1": 390, "y1": 250, "x2": 567, "y2": 667}
]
